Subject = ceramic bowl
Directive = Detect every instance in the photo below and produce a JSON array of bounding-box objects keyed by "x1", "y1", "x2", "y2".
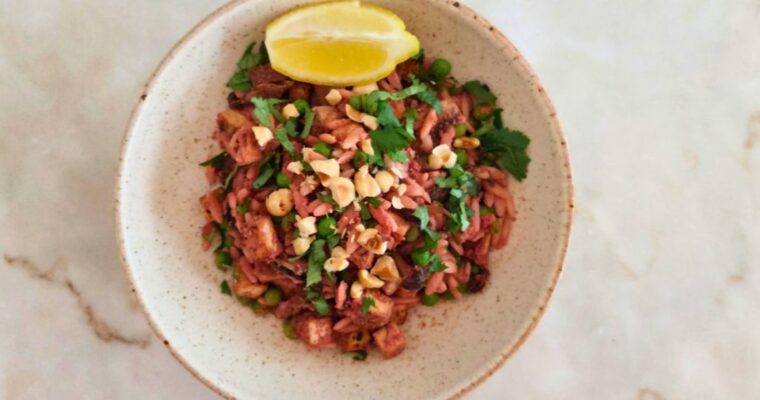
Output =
[{"x1": 116, "y1": 0, "x2": 573, "y2": 398}]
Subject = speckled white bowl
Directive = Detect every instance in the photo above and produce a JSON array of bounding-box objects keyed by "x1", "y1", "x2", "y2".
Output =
[{"x1": 116, "y1": 1, "x2": 573, "y2": 399}]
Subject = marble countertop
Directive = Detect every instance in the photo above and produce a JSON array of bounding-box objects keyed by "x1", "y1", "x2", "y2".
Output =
[{"x1": 1, "y1": 0, "x2": 758, "y2": 398}]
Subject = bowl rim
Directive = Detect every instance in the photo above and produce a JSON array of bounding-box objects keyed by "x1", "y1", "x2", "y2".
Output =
[{"x1": 114, "y1": 0, "x2": 574, "y2": 398}]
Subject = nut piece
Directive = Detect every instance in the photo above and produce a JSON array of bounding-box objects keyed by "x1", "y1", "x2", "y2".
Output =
[
  {"x1": 310, "y1": 159, "x2": 340, "y2": 185},
  {"x1": 354, "y1": 165, "x2": 382, "y2": 198},
  {"x1": 324, "y1": 255, "x2": 349, "y2": 272},
  {"x1": 296, "y1": 216, "x2": 317, "y2": 237},
  {"x1": 374, "y1": 170, "x2": 395, "y2": 193},
  {"x1": 358, "y1": 269, "x2": 384, "y2": 289},
  {"x1": 391, "y1": 196, "x2": 404, "y2": 210},
  {"x1": 397, "y1": 183, "x2": 407, "y2": 196},
  {"x1": 371, "y1": 256, "x2": 401, "y2": 282},
  {"x1": 331, "y1": 246, "x2": 349, "y2": 260},
  {"x1": 345, "y1": 104, "x2": 364, "y2": 123},
  {"x1": 286, "y1": 161, "x2": 304, "y2": 175},
  {"x1": 293, "y1": 236, "x2": 315, "y2": 256},
  {"x1": 453, "y1": 137, "x2": 480, "y2": 150},
  {"x1": 360, "y1": 114, "x2": 379, "y2": 130},
  {"x1": 265, "y1": 188, "x2": 294, "y2": 216},
  {"x1": 353, "y1": 82, "x2": 378, "y2": 96},
  {"x1": 428, "y1": 144, "x2": 457, "y2": 169},
  {"x1": 357, "y1": 228, "x2": 387, "y2": 255},
  {"x1": 282, "y1": 103, "x2": 300, "y2": 119},
  {"x1": 301, "y1": 175, "x2": 319, "y2": 195},
  {"x1": 325, "y1": 89, "x2": 342, "y2": 106},
  {"x1": 360, "y1": 139, "x2": 375, "y2": 156},
  {"x1": 350, "y1": 281, "x2": 364, "y2": 299},
  {"x1": 329, "y1": 177, "x2": 356, "y2": 208},
  {"x1": 252, "y1": 126, "x2": 274, "y2": 147}
]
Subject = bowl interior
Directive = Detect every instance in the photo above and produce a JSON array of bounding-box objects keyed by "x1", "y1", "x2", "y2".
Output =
[{"x1": 117, "y1": 1, "x2": 572, "y2": 399}]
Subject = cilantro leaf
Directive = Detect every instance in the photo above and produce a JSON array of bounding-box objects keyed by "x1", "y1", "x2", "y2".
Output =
[
  {"x1": 305, "y1": 289, "x2": 330, "y2": 315},
  {"x1": 199, "y1": 151, "x2": 227, "y2": 168},
  {"x1": 403, "y1": 108, "x2": 419, "y2": 138},
  {"x1": 463, "y1": 80, "x2": 497, "y2": 105},
  {"x1": 375, "y1": 101, "x2": 401, "y2": 128},
  {"x1": 369, "y1": 127, "x2": 413, "y2": 153},
  {"x1": 428, "y1": 255, "x2": 447, "y2": 272},
  {"x1": 252, "y1": 155, "x2": 278, "y2": 189},
  {"x1": 412, "y1": 206, "x2": 430, "y2": 232},
  {"x1": 479, "y1": 128, "x2": 531, "y2": 181},
  {"x1": 251, "y1": 97, "x2": 284, "y2": 128},
  {"x1": 305, "y1": 239, "x2": 327, "y2": 287},
  {"x1": 361, "y1": 296, "x2": 376, "y2": 315},
  {"x1": 223, "y1": 165, "x2": 239, "y2": 192},
  {"x1": 416, "y1": 89, "x2": 442, "y2": 113},
  {"x1": 293, "y1": 99, "x2": 315, "y2": 138},
  {"x1": 387, "y1": 149, "x2": 409, "y2": 163},
  {"x1": 220, "y1": 280, "x2": 232, "y2": 296},
  {"x1": 316, "y1": 193, "x2": 338, "y2": 207},
  {"x1": 226, "y1": 42, "x2": 268, "y2": 91},
  {"x1": 274, "y1": 126, "x2": 296, "y2": 155}
]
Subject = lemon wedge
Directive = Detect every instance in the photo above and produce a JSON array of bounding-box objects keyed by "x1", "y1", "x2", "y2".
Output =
[{"x1": 265, "y1": 1, "x2": 420, "y2": 87}]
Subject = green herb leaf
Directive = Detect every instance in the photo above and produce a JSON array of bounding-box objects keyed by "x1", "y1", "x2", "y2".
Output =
[
  {"x1": 375, "y1": 101, "x2": 401, "y2": 128},
  {"x1": 463, "y1": 80, "x2": 497, "y2": 106},
  {"x1": 428, "y1": 255, "x2": 447, "y2": 272},
  {"x1": 411, "y1": 48, "x2": 425, "y2": 61},
  {"x1": 416, "y1": 89, "x2": 442, "y2": 113},
  {"x1": 226, "y1": 42, "x2": 268, "y2": 92},
  {"x1": 369, "y1": 127, "x2": 413, "y2": 153},
  {"x1": 316, "y1": 193, "x2": 338, "y2": 207},
  {"x1": 351, "y1": 350, "x2": 368, "y2": 361},
  {"x1": 252, "y1": 156, "x2": 277, "y2": 189},
  {"x1": 306, "y1": 289, "x2": 330, "y2": 315},
  {"x1": 412, "y1": 206, "x2": 430, "y2": 232},
  {"x1": 220, "y1": 280, "x2": 232, "y2": 296},
  {"x1": 387, "y1": 149, "x2": 409, "y2": 163},
  {"x1": 366, "y1": 197, "x2": 382, "y2": 208},
  {"x1": 274, "y1": 127, "x2": 296, "y2": 155},
  {"x1": 223, "y1": 165, "x2": 239, "y2": 191},
  {"x1": 235, "y1": 198, "x2": 250, "y2": 214},
  {"x1": 306, "y1": 239, "x2": 327, "y2": 287},
  {"x1": 361, "y1": 296, "x2": 376, "y2": 315},
  {"x1": 479, "y1": 128, "x2": 531, "y2": 181},
  {"x1": 199, "y1": 151, "x2": 227, "y2": 168},
  {"x1": 251, "y1": 97, "x2": 284, "y2": 128},
  {"x1": 403, "y1": 108, "x2": 419, "y2": 137}
]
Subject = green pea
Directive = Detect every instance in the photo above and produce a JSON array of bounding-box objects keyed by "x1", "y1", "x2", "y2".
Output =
[
  {"x1": 214, "y1": 251, "x2": 232, "y2": 270},
  {"x1": 442, "y1": 291, "x2": 455, "y2": 300},
  {"x1": 283, "y1": 319, "x2": 297, "y2": 339},
  {"x1": 411, "y1": 248, "x2": 431, "y2": 267},
  {"x1": 264, "y1": 287, "x2": 282, "y2": 306},
  {"x1": 430, "y1": 58, "x2": 452, "y2": 80},
  {"x1": 479, "y1": 205, "x2": 495, "y2": 216},
  {"x1": 313, "y1": 142, "x2": 332, "y2": 157},
  {"x1": 405, "y1": 226, "x2": 420, "y2": 242},
  {"x1": 454, "y1": 123, "x2": 467, "y2": 138},
  {"x1": 421, "y1": 293, "x2": 439, "y2": 306},
  {"x1": 275, "y1": 172, "x2": 292, "y2": 188},
  {"x1": 317, "y1": 216, "x2": 337, "y2": 237},
  {"x1": 455, "y1": 149, "x2": 468, "y2": 166}
]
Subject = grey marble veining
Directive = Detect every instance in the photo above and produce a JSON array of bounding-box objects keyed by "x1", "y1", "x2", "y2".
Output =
[{"x1": 0, "y1": 0, "x2": 758, "y2": 399}]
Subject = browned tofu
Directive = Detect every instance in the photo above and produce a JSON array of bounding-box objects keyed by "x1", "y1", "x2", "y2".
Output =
[
  {"x1": 295, "y1": 317, "x2": 335, "y2": 349},
  {"x1": 373, "y1": 322, "x2": 405, "y2": 359}
]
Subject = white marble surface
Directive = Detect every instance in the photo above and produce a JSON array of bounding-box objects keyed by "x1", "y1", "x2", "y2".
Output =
[{"x1": 0, "y1": 0, "x2": 758, "y2": 398}]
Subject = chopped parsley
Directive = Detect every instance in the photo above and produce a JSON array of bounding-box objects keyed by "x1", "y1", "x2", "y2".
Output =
[
  {"x1": 403, "y1": 108, "x2": 419, "y2": 137},
  {"x1": 293, "y1": 99, "x2": 315, "y2": 138},
  {"x1": 274, "y1": 126, "x2": 296, "y2": 155},
  {"x1": 368, "y1": 127, "x2": 413, "y2": 153},
  {"x1": 375, "y1": 101, "x2": 401, "y2": 128},
  {"x1": 226, "y1": 42, "x2": 268, "y2": 91},
  {"x1": 305, "y1": 239, "x2": 327, "y2": 287},
  {"x1": 412, "y1": 206, "x2": 430, "y2": 232},
  {"x1": 366, "y1": 197, "x2": 382, "y2": 208},
  {"x1": 251, "y1": 97, "x2": 284, "y2": 128},
  {"x1": 252, "y1": 155, "x2": 279, "y2": 189},
  {"x1": 463, "y1": 80, "x2": 497, "y2": 106},
  {"x1": 361, "y1": 296, "x2": 376, "y2": 315},
  {"x1": 223, "y1": 165, "x2": 239, "y2": 191},
  {"x1": 235, "y1": 198, "x2": 250, "y2": 214},
  {"x1": 316, "y1": 193, "x2": 339, "y2": 208},
  {"x1": 305, "y1": 289, "x2": 330, "y2": 316},
  {"x1": 478, "y1": 128, "x2": 531, "y2": 181},
  {"x1": 220, "y1": 280, "x2": 232, "y2": 296},
  {"x1": 199, "y1": 151, "x2": 227, "y2": 168}
]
